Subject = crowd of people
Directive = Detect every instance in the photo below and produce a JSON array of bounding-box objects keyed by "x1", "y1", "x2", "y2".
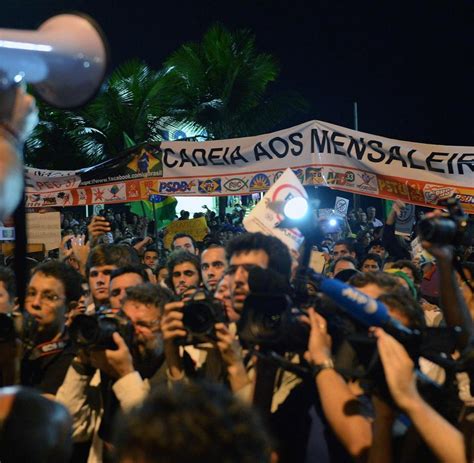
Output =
[
  {"x1": 0, "y1": 196, "x2": 472, "y2": 463},
  {"x1": 1, "y1": 89, "x2": 474, "y2": 463}
]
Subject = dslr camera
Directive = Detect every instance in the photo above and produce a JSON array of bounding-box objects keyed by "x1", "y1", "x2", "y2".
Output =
[
  {"x1": 238, "y1": 266, "x2": 312, "y2": 354},
  {"x1": 418, "y1": 197, "x2": 473, "y2": 246},
  {"x1": 0, "y1": 311, "x2": 40, "y2": 347},
  {"x1": 69, "y1": 308, "x2": 134, "y2": 351},
  {"x1": 178, "y1": 289, "x2": 227, "y2": 345}
]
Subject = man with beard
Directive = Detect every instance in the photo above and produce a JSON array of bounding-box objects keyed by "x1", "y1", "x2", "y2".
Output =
[{"x1": 57, "y1": 283, "x2": 182, "y2": 463}]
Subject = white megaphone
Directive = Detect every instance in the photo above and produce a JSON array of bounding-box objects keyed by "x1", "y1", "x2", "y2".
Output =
[{"x1": 0, "y1": 13, "x2": 108, "y2": 108}]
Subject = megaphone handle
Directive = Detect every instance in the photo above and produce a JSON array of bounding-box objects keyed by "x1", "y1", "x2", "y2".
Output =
[
  {"x1": 0, "y1": 82, "x2": 21, "y2": 124},
  {"x1": 0, "y1": 85, "x2": 37, "y2": 146}
]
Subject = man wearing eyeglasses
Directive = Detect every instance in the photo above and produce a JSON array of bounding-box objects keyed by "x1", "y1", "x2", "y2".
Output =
[
  {"x1": 56, "y1": 283, "x2": 183, "y2": 463},
  {"x1": 21, "y1": 261, "x2": 83, "y2": 395}
]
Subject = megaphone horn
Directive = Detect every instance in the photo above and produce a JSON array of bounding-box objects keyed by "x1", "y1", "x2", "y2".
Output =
[{"x1": 0, "y1": 13, "x2": 109, "y2": 108}]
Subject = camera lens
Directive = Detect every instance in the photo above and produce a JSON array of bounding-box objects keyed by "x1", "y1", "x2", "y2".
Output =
[
  {"x1": 70, "y1": 314, "x2": 100, "y2": 347},
  {"x1": 418, "y1": 216, "x2": 457, "y2": 245},
  {"x1": 183, "y1": 302, "x2": 214, "y2": 335}
]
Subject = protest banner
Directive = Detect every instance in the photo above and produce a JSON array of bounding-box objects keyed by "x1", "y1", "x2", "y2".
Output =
[
  {"x1": 26, "y1": 212, "x2": 61, "y2": 251},
  {"x1": 163, "y1": 217, "x2": 209, "y2": 249},
  {"x1": 243, "y1": 168, "x2": 307, "y2": 252},
  {"x1": 25, "y1": 120, "x2": 474, "y2": 213}
]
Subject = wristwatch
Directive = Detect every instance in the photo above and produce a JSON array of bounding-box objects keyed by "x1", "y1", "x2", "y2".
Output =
[{"x1": 310, "y1": 358, "x2": 335, "y2": 378}]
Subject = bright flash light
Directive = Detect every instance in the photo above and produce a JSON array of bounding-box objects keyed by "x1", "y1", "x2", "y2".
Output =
[
  {"x1": 328, "y1": 218, "x2": 338, "y2": 227},
  {"x1": 283, "y1": 197, "x2": 309, "y2": 220}
]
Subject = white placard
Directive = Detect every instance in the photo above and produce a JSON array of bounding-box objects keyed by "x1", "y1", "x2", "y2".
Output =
[
  {"x1": 243, "y1": 168, "x2": 308, "y2": 251},
  {"x1": 334, "y1": 196, "x2": 349, "y2": 217},
  {"x1": 26, "y1": 212, "x2": 61, "y2": 251}
]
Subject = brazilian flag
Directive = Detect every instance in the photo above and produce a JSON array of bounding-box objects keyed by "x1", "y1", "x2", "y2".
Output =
[
  {"x1": 122, "y1": 133, "x2": 177, "y2": 228},
  {"x1": 129, "y1": 196, "x2": 177, "y2": 229}
]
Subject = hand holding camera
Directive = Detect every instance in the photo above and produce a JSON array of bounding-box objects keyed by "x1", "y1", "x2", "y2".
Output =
[
  {"x1": 88, "y1": 215, "x2": 111, "y2": 246},
  {"x1": 89, "y1": 332, "x2": 134, "y2": 379}
]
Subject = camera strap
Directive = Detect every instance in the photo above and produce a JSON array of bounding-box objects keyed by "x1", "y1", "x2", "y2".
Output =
[{"x1": 27, "y1": 338, "x2": 67, "y2": 361}]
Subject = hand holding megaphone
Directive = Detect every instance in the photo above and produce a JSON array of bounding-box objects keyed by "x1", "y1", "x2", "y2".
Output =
[{"x1": 0, "y1": 85, "x2": 38, "y2": 145}]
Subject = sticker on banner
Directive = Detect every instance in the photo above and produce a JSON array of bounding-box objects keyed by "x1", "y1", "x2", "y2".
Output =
[
  {"x1": 455, "y1": 194, "x2": 474, "y2": 205},
  {"x1": 327, "y1": 170, "x2": 355, "y2": 187},
  {"x1": 159, "y1": 180, "x2": 197, "y2": 194},
  {"x1": 223, "y1": 178, "x2": 248, "y2": 192},
  {"x1": 198, "y1": 178, "x2": 221, "y2": 194},
  {"x1": 356, "y1": 172, "x2": 378, "y2": 192},
  {"x1": 424, "y1": 184, "x2": 456, "y2": 205},
  {"x1": 249, "y1": 173, "x2": 271, "y2": 191},
  {"x1": 378, "y1": 177, "x2": 410, "y2": 199},
  {"x1": 305, "y1": 167, "x2": 324, "y2": 185}
]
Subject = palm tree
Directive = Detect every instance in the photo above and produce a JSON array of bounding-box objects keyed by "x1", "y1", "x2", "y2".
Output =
[
  {"x1": 25, "y1": 60, "x2": 198, "y2": 169},
  {"x1": 161, "y1": 23, "x2": 308, "y2": 214},
  {"x1": 24, "y1": 99, "x2": 104, "y2": 170},
  {"x1": 162, "y1": 24, "x2": 307, "y2": 140}
]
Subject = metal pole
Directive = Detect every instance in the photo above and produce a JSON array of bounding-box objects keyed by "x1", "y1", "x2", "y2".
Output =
[{"x1": 353, "y1": 101, "x2": 360, "y2": 212}]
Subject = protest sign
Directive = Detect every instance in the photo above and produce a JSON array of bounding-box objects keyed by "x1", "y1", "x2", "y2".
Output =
[
  {"x1": 334, "y1": 196, "x2": 349, "y2": 217},
  {"x1": 395, "y1": 203, "x2": 415, "y2": 236},
  {"x1": 26, "y1": 212, "x2": 61, "y2": 251},
  {"x1": 163, "y1": 217, "x2": 209, "y2": 250},
  {"x1": 243, "y1": 168, "x2": 307, "y2": 252}
]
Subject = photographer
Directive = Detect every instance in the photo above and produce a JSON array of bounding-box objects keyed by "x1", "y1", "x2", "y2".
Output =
[
  {"x1": 56, "y1": 283, "x2": 179, "y2": 463},
  {"x1": 21, "y1": 261, "x2": 83, "y2": 396},
  {"x1": 374, "y1": 328, "x2": 466, "y2": 463}
]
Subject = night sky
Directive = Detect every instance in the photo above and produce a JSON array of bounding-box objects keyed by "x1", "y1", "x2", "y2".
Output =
[{"x1": 3, "y1": 0, "x2": 474, "y2": 146}]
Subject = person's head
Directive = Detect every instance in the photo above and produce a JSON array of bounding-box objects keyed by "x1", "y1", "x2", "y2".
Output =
[
  {"x1": 214, "y1": 273, "x2": 238, "y2": 322},
  {"x1": 225, "y1": 233, "x2": 291, "y2": 314},
  {"x1": 155, "y1": 265, "x2": 169, "y2": 287},
  {"x1": 87, "y1": 244, "x2": 140, "y2": 306},
  {"x1": 367, "y1": 239, "x2": 387, "y2": 259},
  {"x1": 0, "y1": 267, "x2": 16, "y2": 314},
  {"x1": 360, "y1": 253, "x2": 383, "y2": 273},
  {"x1": 114, "y1": 382, "x2": 272, "y2": 463},
  {"x1": 109, "y1": 266, "x2": 148, "y2": 309},
  {"x1": 26, "y1": 261, "x2": 83, "y2": 337},
  {"x1": 333, "y1": 256, "x2": 357, "y2": 276},
  {"x1": 378, "y1": 287, "x2": 425, "y2": 329},
  {"x1": 143, "y1": 249, "x2": 160, "y2": 271},
  {"x1": 0, "y1": 386, "x2": 72, "y2": 463},
  {"x1": 200, "y1": 245, "x2": 227, "y2": 292},
  {"x1": 332, "y1": 239, "x2": 356, "y2": 261},
  {"x1": 392, "y1": 260, "x2": 422, "y2": 286},
  {"x1": 123, "y1": 284, "x2": 174, "y2": 362},
  {"x1": 366, "y1": 207, "x2": 376, "y2": 221},
  {"x1": 172, "y1": 233, "x2": 198, "y2": 255},
  {"x1": 166, "y1": 250, "x2": 201, "y2": 296},
  {"x1": 359, "y1": 212, "x2": 367, "y2": 223},
  {"x1": 349, "y1": 271, "x2": 403, "y2": 299}
]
